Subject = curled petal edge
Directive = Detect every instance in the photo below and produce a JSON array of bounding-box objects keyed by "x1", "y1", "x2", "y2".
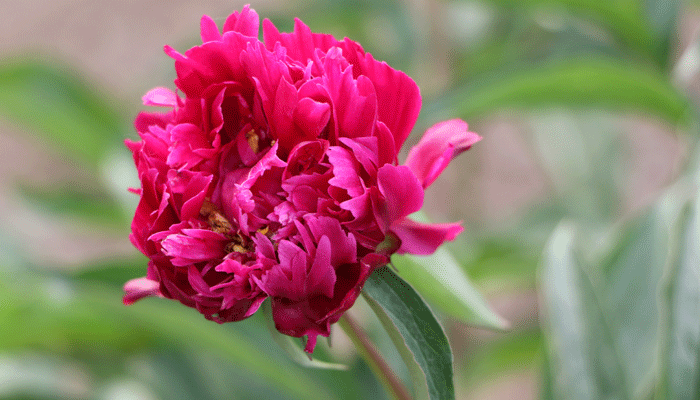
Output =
[
  {"x1": 392, "y1": 218, "x2": 463, "y2": 255},
  {"x1": 405, "y1": 119, "x2": 481, "y2": 188},
  {"x1": 123, "y1": 277, "x2": 162, "y2": 305}
]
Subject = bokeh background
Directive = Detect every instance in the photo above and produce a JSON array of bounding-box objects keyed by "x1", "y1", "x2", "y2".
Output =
[{"x1": 1, "y1": 0, "x2": 698, "y2": 399}]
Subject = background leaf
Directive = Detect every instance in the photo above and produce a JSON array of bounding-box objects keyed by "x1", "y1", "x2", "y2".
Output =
[
  {"x1": 540, "y1": 222, "x2": 615, "y2": 400},
  {"x1": 656, "y1": 192, "x2": 700, "y2": 400},
  {"x1": 480, "y1": 0, "x2": 655, "y2": 60},
  {"x1": 644, "y1": 0, "x2": 681, "y2": 65},
  {"x1": 444, "y1": 58, "x2": 690, "y2": 124},
  {"x1": 540, "y1": 183, "x2": 693, "y2": 400},
  {"x1": 16, "y1": 181, "x2": 127, "y2": 227},
  {"x1": 0, "y1": 60, "x2": 127, "y2": 169},
  {"x1": 0, "y1": 271, "x2": 334, "y2": 400},
  {"x1": 394, "y1": 249, "x2": 508, "y2": 330}
]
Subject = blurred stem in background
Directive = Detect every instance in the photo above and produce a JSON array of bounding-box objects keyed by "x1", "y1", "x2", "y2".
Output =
[{"x1": 339, "y1": 314, "x2": 413, "y2": 400}]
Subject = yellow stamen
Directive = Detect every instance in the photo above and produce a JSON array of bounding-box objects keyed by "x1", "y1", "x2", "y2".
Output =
[
  {"x1": 200, "y1": 199, "x2": 233, "y2": 235},
  {"x1": 245, "y1": 130, "x2": 260, "y2": 153}
]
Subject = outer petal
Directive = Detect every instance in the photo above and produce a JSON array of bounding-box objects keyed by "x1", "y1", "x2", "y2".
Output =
[
  {"x1": 123, "y1": 277, "x2": 161, "y2": 305},
  {"x1": 322, "y1": 50, "x2": 377, "y2": 141},
  {"x1": 306, "y1": 236, "x2": 336, "y2": 299},
  {"x1": 405, "y1": 119, "x2": 481, "y2": 188},
  {"x1": 165, "y1": 32, "x2": 255, "y2": 98},
  {"x1": 142, "y1": 87, "x2": 178, "y2": 107},
  {"x1": 342, "y1": 41, "x2": 421, "y2": 153},
  {"x1": 391, "y1": 218, "x2": 463, "y2": 255},
  {"x1": 262, "y1": 18, "x2": 340, "y2": 65},
  {"x1": 200, "y1": 15, "x2": 222, "y2": 42},
  {"x1": 222, "y1": 5, "x2": 260, "y2": 37},
  {"x1": 376, "y1": 164, "x2": 424, "y2": 226},
  {"x1": 134, "y1": 111, "x2": 175, "y2": 134}
]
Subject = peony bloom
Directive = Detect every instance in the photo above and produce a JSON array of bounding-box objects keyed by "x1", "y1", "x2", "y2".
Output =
[{"x1": 124, "y1": 5, "x2": 481, "y2": 353}]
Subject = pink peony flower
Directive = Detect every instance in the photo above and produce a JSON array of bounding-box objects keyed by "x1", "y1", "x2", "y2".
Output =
[{"x1": 124, "y1": 5, "x2": 480, "y2": 353}]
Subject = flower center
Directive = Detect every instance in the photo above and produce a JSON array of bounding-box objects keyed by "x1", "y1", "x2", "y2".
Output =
[{"x1": 200, "y1": 199, "x2": 233, "y2": 235}]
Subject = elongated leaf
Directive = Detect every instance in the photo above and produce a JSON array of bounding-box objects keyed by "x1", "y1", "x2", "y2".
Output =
[
  {"x1": 0, "y1": 273, "x2": 330, "y2": 400},
  {"x1": 645, "y1": 0, "x2": 680, "y2": 65},
  {"x1": 0, "y1": 60, "x2": 127, "y2": 168},
  {"x1": 68, "y1": 257, "x2": 148, "y2": 287},
  {"x1": 540, "y1": 222, "x2": 636, "y2": 399},
  {"x1": 362, "y1": 266, "x2": 454, "y2": 400},
  {"x1": 540, "y1": 223, "x2": 606, "y2": 400},
  {"x1": 541, "y1": 191, "x2": 683, "y2": 400},
  {"x1": 393, "y1": 249, "x2": 508, "y2": 330},
  {"x1": 656, "y1": 198, "x2": 700, "y2": 400},
  {"x1": 141, "y1": 350, "x2": 219, "y2": 400},
  {"x1": 540, "y1": 348, "x2": 555, "y2": 400},
  {"x1": 86, "y1": 285, "x2": 333, "y2": 400},
  {"x1": 594, "y1": 185, "x2": 689, "y2": 395},
  {"x1": 481, "y1": 0, "x2": 655, "y2": 59},
  {"x1": 450, "y1": 59, "x2": 689, "y2": 125},
  {"x1": 396, "y1": 212, "x2": 507, "y2": 330},
  {"x1": 16, "y1": 182, "x2": 126, "y2": 227}
]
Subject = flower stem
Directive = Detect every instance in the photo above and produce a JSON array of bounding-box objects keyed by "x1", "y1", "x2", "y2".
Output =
[{"x1": 338, "y1": 313, "x2": 413, "y2": 400}]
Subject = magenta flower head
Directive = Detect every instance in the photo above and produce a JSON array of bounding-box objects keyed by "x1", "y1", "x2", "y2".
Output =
[{"x1": 124, "y1": 5, "x2": 481, "y2": 353}]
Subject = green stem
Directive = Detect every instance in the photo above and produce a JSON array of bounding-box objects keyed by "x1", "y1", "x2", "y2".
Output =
[{"x1": 338, "y1": 313, "x2": 413, "y2": 400}]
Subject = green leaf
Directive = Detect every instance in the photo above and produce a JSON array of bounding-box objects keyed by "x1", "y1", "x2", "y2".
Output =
[
  {"x1": 656, "y1": 197, "x2": 700, "y2": 400},
  {"x1": 540, "y1": 222, "x2": 634, "y2": 399},
  {"x1": 460, "y1": 329, "x2": 542, "y2": 385},
  {"x1": 449, "y1": 58, "x2": 689, "y2": 125},
  {"x1": 458, "y1": 238, "x2": 540, "y2": 284},
  {"x1": 540, "y1": 223, "x2": 606, "y2": 400},
  {"x1": 261, "y1": 300, "x2": 349, "y2": 371},
  {"x1": 139, "y1": 350, "x2": 219, "y2": 400},
  {"x1": 0, "y1": 275, "x2": 154, "y2": 353},
  {"x1": 67, "y1": 257, "x2": 148, "y2": 287},
  {"x1": 540, "y1": 190, "x2": 684, "y2": 400},
  {"x1": 540, "y1": 341, "x2": 556, "y2": 400},
  {"x1": 481, "y1": 0, "x2": 655, "y2": 59},
  {"x1": 362, "y1": 266, "x2": 454, "y2": 400},
  {"x1": 393, "y1": 249, "x2": 508, "y2": 330},
  {"x1": 594, "y1": 183, "x2": 695, "y2": 398},
  {"x1": 87, "y1": 285, "x2": 334, "y2": 400},
  {"x1": 0, "y1": 60, "x2": 127, "y2": 168},
  {"x1": 644, "y1": 0, "x2": 680, "y2": 65},
  {"x1": 0, "y1": 273, "x2": 331, "y2": 400},
  {"x1": 16, "y1": 182, "x2": 126, "y2": 227}
]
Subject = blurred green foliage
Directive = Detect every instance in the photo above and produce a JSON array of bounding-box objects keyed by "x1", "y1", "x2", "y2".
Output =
[{"x1": 2, "y1": 0, "x2": 700, "y2": 398}]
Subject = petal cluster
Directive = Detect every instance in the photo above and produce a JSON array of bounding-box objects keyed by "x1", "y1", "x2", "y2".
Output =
[{"x1": 124, "y1": 5, "x2": 480, "y2": 353}]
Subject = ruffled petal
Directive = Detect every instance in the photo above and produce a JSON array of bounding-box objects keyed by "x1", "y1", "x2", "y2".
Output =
[
  {"x1": 123, "y1": 277, "x2": 161, "y2": 305},
  {"x1": 200, "y1": 15, "x2": 222, "y2": 43},
  {"x1": 142, "y1": 87, "x2": 179, "y2": 107},
  {"x1": 376, "y1": 164, "x2": 424, "y2": 225},
  {"x1": 223, "y1": 4, "x2": 260, "y2": 37},
  {"x1": 262, "y1": 18, "x2": 340, "y2": 65},
  {"x1": 342, "y1": 42, "x2": 421, "y2": 152},
  {"x1": 405, "y1": 119, "x2": 481, "y2": 188},
  {"x1": 391, "y1": 218, "x2": 463, "y2": 255}
]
